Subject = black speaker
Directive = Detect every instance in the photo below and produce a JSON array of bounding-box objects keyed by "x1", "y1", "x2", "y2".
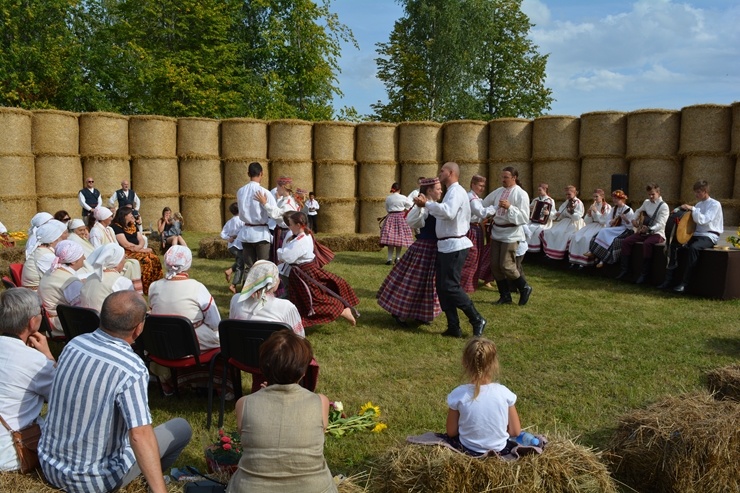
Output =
[{"x1": 611, "y1": 173, "x2": 628, "y2": 196}]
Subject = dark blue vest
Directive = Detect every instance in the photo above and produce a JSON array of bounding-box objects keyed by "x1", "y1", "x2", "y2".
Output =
[
  {"x1": 115, "y1": 189, "x2": 137, "y2": 209},
  {"x1": 80, "y1": 188, "x2": 100, "y2": 207}
]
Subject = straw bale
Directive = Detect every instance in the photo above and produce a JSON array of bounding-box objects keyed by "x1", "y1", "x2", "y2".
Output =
[
  {"x1": 313, "y1": 121, "x2": 356, "y2": 162},
  {"x1": 356, "y1": 122, "x2": 397, "y2": 163},
  {"x1": 579, "y1": 111, "x2": 627, "y2": 158},
  {"x1": 37, "y1": 196, "x2": 80, "y2": 218},
  {"x1": 458, "y1": 161, "x2": 488, "y2": 192},
  {"x1": 375, "y1": 435, "x2": 617, "y2": 493},
  {"x1": 628, "y1": 158, "x2": 681, "y2": 204},
  {"x1": 315, "y1": 162, "x2": 356, "y2": 199},
  {"x1": 0, "y1": 107, "x2": 32, "y2": 156},
  {"x1": 736, "y1": 156, "x2": 740, "y2": 199},
  {"x1": 82, "y1": 157, "x2": 131, "y2": 198},
  {"x1": 443, "y1": 120, "x2": 488, "y2": 164},
  {"x1": 489, "y1": 118, "x2": 532, "y2": 162},
  {"x1": 34, "y1": 155, "x2": 82, "y2": 196},
  {"x1": 179, "y1": 158, "x2": 221, "y2": 195},
  {"x1": 0, "y1": 198, "x2": 36, "y2": 232},
  {"x1": 181, "y1": 197, "x2": 222, "y2": 232},
  {"x1": 359, "y1": 199, "x2": 388, "y2": 234},
  {"x1": 221, "y1": 118, "x2": 268, "y2": 161},
  {"x1": 176, "y1": 117, "x2": 219, "y2": 159},
  {"x1": 79, "y1": 112, "x2": 129, "y2": 157},
  {"x1": 316, "y1": 199, "x2": 358, "y2": 234},
  {"x1": 732, "y1": 101, "x2": 740, "y2": 156},
  {"x1": 680, "y1": 155, "x2": 734, "y2": 202},
  {"x1": 31, "y1": 109, "x2": 79, "y2": 155},
  {"x1": 489, "y1": 160, "x2": 533, "y2": 197},
  {"x1": 398, "y1": 121, "x2": 442, "y2": 164},
  {"x1": 532, "y1": 116, "x2": 580, "y2": 161},
  {"x1": 129, "y1": 115, "x2": 177, "y2": 158},
  {"x1": 607, "y1": 391, "x2": 740, "y2": 493},
  {"x1": 317, "y1": 233, "x2": 382, "y2": 252},
  {"x1": 706, "y1": 364, "x2": 740, "y2": 401},
  {"x1": 268, "y1": 120, "x2": 313, "y2": 161},
  {"x1": 720, "y1": 199, "x2": 740, "y2": 228},
  {"x1": 0, "y1": 246, "x2": 25, "y2": 279},
  {"x1": 224, "y1": 159, "x2": 269, "y2": 200},
  {"x1": 0, "y1": 155, "x2": 36, "y2": 195},
  {"x1": 401, "y1": 162, "x2": 439, "y2": 196},
  {"x1": 532, "y1": 160, "x2": 580, "y2": 199},
  {"x1": 359, "y1": 163, "x2": 399, "y2": 198},
  {"x1": 132, "y1": 157, "x2": 179, "y2": 223},
  {"x1": 626, "y1": 109, "x2": 680, "y2": 159},
  {"x1": 198, "y1": 236, "x2": 231, "y2": 259},
  {"x1": 580, "y1": 157, "x2": 629, "y2": 197},
  {"x1": 678, "y1": 104, "x2": 731, "y2": 155},
  {"x1": 270, "y1": 160, "x2": 313, "y2": 192}
]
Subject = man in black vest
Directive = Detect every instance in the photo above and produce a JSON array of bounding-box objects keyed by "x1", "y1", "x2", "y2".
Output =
[
  {"x1": 78, "y1": 177, "x2": 102, "y2": 217},
  {"x1": 109, "y1": 180, "x2": 141, "y2": 212}
]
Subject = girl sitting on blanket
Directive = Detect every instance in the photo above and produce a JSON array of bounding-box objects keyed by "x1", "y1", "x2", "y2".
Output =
[{"x1": 446, "y1": 337, "x2": 522, "y2": 456}]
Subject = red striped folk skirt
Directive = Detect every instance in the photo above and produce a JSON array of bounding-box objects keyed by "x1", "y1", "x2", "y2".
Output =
[{"x1": 288, "y1": 261, "x2": 359, "y2": 327}]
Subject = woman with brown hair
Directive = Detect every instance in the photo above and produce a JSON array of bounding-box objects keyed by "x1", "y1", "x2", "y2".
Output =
[{"x1": 111, "y1": 206, "x2": 162, "y2": 294}]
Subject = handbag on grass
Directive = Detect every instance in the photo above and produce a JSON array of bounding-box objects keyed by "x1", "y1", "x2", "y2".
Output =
[{"x1": 0, "y1": 413, "x2": 41, "y2": 473}]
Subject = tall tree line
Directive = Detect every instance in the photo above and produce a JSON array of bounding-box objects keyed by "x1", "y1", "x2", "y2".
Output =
[{"x1": 0, "y1": 0, "x2": 354, "y2": 120}]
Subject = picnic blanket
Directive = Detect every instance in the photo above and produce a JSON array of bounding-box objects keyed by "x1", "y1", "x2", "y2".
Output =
[{"x1": 407, "y1": 432, "x2": 547, "y2": 461}]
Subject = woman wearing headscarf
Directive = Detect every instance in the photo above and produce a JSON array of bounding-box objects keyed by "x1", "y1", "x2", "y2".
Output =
[
  {"x1": 148, "y1": 246, "x2": 220, "y2": 351},
  {"x1": 88, "y1": 207, "x2": 144, "y2": 293},
  {"x1": 37, "y1": 240, "x2": 85, "y2": 338},
  {"x1": 21, "y1": 220, "x2": 68, "y2": 289},
  {"x1": 24, "y1": 212, "x2": 53, "y2": 259},
  {"x1": 66, "y1": 219, "x2": 94, "y2": 257},
  {"x1": 80, "y1": 244, "x2": 134, "y2": 312},
  {"x1": 229, "y1": 260, "x2": 304, "y2": 337},
  {"x1": 111, "y1": 206, "x2": 162, "y2": 294}
]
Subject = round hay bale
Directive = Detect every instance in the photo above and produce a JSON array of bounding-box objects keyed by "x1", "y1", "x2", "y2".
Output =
[
  {"x1": 401, "y1": 162, "x2": 439, "y2": 196},
  {"x1": 679, "y1": 104, "x2": 731, "y2": 156},
  {"x1": 607, "y1": 391, "x2": 740, "y2": 493},
  {"x1": 532, "y1": 115, "x2": 580, "y2": 161},
  {"x1": 731, "y1": 101, "x2": 740, "y2": 156},
  {"x1": 375, "y1": 435, "x2": 618, "y2": 493},
  {"x1": 533, "y1": 160, "x2": 580, "y2": 199},
  {"x1": 197, "y1": 236, "x2": 231, "y2": 259},
  {"x1": 626, "y1": 109, "x2": 680, "y2": 159},
  {"x1": 82, "y1": 157, "x2": 131, "y2": 199},
  {"x1": 488, "y1": 160, "x2": 533, "y2": 197},
  {"x1": 315, "y1": 162, "x2": 355, "y2": 199},
  {"x1": 177, "y1": 117, "x2": 220, "y2": 159},
  {"x1": 316, "y1": 198, "x2": 357, "y2": 234},
  {"x1": 223, "y1": 159, "x2": 269, "y2": 201},
  {"x1": 359, "y1": 163, "x2": 399, "y2": 199},
  {"x1": 318, "y1": 234, "x2": 382, "y2": 252},
  {"x1": 79, "y1": 112, "x2": 129, "y2": 157},
  {"x1": 181, "y1": 197, "x2": 222, "y2": 233},
  {"x1": 35, "y1": 155, "x2": 82, "y2": 214},
  {"x1": 398, "y1": 121, "x2": 442, "y2": 165},
  {"x1": 579, "y1": 111, "x2": 627, "y2": 158},
  {"x1": 0, "y1": 155, "x2": 36, "y2": 196},
  {"x1": 706, "y1": 364, "x2": 740, "y2": 401},
  {"x1": 720, "y1": 199, "x2": 740, "y2": 226},
  {"x1": 356, "y1": 122, "x2": 397, "y2": 163},
  {"x1": 37, "y1": 196, "x2": 80, "y2": 218},
  {"x1": 268, "y1": 120, "x2": 313, "y2": 161},
  {"x1": 0, "y1": 197, "x2": 36, "y2": 232},
  {"x1": 359, "y1": 199, "x2": 387, "y2": 234},
  {"x1": 270, "y1": 160, "x2": 313, "y2": 192},
  {"x1": 313, "y1": 121, "x2": 356, "y2": 162},
  {"x1": 443, "y1": 120, "x2": 488, "y2": 164},
  {"x1": 489, "y1": 118, "x2": 532, "y2": 162},
  {"x1": 132, "y1": 157, "x2": 179, "y2": 224},
  {"x1": 31, "y1": 109, "x2": 79, "y2": 155},
  {"x1": 129, "y1": 115, "x2": 177, "y2": 158},
  {"x1": 221, "y1": 118, "x2": 268, "y2": 161},
  {"x1": 580, "y1": 157, "x2": 629, "y2": 197},
  {"x1": 629, "y1": 158, "x2": 681, "y2": 205},
  {"x1": 0, "y1": 107, "x2": 32, "y2": 156},
  {"x1": 680, "y1": 155, "x2": 734, "y2": 202},
  {"x1": 458, "y1": 161, "x2": 488, "y2": 192},
  {"x1": 179, "y1": 157, "x2": 222, "y2": 231}
]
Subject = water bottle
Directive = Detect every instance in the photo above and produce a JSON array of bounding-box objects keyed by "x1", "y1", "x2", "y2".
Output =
[{"x1": 516, "y1": 431, "x2": 540, "y2": 447}]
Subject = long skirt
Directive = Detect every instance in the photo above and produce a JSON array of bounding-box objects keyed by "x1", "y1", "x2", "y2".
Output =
[
  {"x1": 380, "y1": 211, "x2": 414, "y2": 247},
  {"x1": 524, "y1": 221, "x2": 552, "y2": 252},
  {"x1": 590, "y1": 227, "x2": 631, "y2": 265},
  {"x1": 460, "y1": 225, "x2": 483, "y2": 293},
  {"x1": 377, "y1": 239, "x2": 441, "y2": 323},
  {"x1": 288, "y1": 260, "x2": 359, "y2": 327},
  {"x1": 541, "y1": 220, "x2": 584, "y2": 260},
  {"x1": 568, "y1": 223, "x2": 604, "y2": 265},
  {"x1": 126, "y1": 250, "x2": 163, "y2": 295}
]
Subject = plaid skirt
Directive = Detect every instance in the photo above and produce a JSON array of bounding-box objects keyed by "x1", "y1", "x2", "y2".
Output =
[
  {"x1": 376, "y1": 239, "x2": 441, "y2": 322},
  {"x1": 380, "y1": 212, "x2": 414, "y2": 247},
  {"x1": 288, "y1": 261, "x2": 359, "y2": 327},
  {"x1": 460, "y1": 225, "x2": 483, "y2": 292},
  {"x1": 590, "y1": 228, "x2": 631, "y2": 265},
  {"x1": 478, "y1": 241, "x2": 495, "y2": 283}
]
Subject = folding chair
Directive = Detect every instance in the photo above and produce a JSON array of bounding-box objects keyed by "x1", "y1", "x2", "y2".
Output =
[
  {"x1": 9, "y1": 263, "x2": 23, "y2": 287},
  {"x1": 2, "y1": 276, "x2": 16, "y2": 289},
  {"x1": 56, "y1": 304, "x2": 100, "y2": 341}
]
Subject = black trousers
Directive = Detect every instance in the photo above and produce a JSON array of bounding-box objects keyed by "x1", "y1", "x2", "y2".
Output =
[
  {"x1": 435, "y1": 248, "x2": 472, "y2": 311},
  {"x1": 668, "y1": 235, "x2": 715, "y2": 283}
]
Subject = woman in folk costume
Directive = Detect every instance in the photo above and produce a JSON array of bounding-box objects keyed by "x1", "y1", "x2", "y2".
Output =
[
  {"x1": 380, "y1": 182, "x2": 414, "y2": 265},
  {"x1": 278, "y1": 211, "x2": 359, "y2": 327},
  {"x1": 255, "y1": 176, "x2": 301, "y2": 264},
  {"x1": 111, "y1": 206, "x2": 162, "y2": 294},
  {"x1": 80, "y1": 244, "x2": 134, "y2": 313},
  {"x1": 229, "y1": 260, "x2": 304, "y2": 337},
  {"x1": 588, "y1": 190, "x2": 634, "y2": 268},
  {"x1": 541, "y1": 185, "x2": 585, "y2": 260},
  {"x1": 377, "y1": 177, "x2": 443, "y2": 326},
  {"x1": 524, "y1": 183, "x2": 557, "y2": 252},
  {"x1": 37, "y1": 240, "x2": 85, "y2": 338},
  {"x1": 66, "y1": 218, "x2": 95, "y2": 278},
  {"x1": 88, "y1": 207, "x2": 144, "y2": 293},
  {"x1": 461, "y1": 175, "x2": 495, "y2": 292},
  {"x1": 24, "y1": 212, "x2": 53, "y2": 259},
  {"x1": 568, "y1": 189, "x2": 612, "y2": 268},
  {"x1": 21, "y1": 220, "x2": 68, "y2": 289}
]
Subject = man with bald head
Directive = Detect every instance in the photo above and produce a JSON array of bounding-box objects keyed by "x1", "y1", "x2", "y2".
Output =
[
  {"x1": 414, "y1": 162, "x2": 486, "y2": 338},
  {"x1": 78, "y1": 176, "x2": 102, "y2": 217},
  {"x1": 109, "y1": 180, "x2": 141, "y2": 212}
]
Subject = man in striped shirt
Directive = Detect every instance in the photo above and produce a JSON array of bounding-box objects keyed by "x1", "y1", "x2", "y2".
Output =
[{"x1": 38, "y1": 291, "x2": 191, "y2": 493}]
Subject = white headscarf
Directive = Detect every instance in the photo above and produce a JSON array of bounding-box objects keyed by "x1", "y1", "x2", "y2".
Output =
[
  {"x1": 87, "y1": 243, "x2": 126, "y2": 279},
  {"x1": 68, "y1": 218, "x2": 86, "y2": 231},
  {"x1": 238, "y1": 260, "x2": 280, "y2": 309},
  {"x1": 94, "y1": 208, "x2": 113, "y2": 221},
  {"x1": 36, "y1": 220, "x2": 67, "y2": 245},
  {"x1": 51, "y1": 240, "x2": 85, "y2": 272},
  {"x1": 0, "y1": 221, "x2": 6, "y2": 234},
  {"x1": 164, "y1": 245, "x2": 192, "y2": 279},
  {"x1": 25, "y1": 212, "x2": 54, "y2": 258}
]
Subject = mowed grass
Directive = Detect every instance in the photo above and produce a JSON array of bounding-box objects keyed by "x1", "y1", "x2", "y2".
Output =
[{"x1": 161, "y1": 233, "x2": 739, "y2": 479}]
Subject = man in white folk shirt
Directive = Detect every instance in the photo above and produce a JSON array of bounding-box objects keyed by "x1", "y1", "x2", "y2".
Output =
[
  {"x1": 236, "y1": 162, "x2": 278, "y2": 274},
  {"x1": 414, "y1": 162, "x2": 486, "y2": 338}
]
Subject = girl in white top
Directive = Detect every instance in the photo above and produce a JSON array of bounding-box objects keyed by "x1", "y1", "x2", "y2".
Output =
[
  {"x1": 380, "y1": 183, "x2": 414, "y2": 264},
  {"x1": 37, "y1": 240, "x2": 85, "y2": 337},
  {"x1": 568, "y1": 189, "x2": 611, "y2": 267},
  {"x1": 541, "y1": 185, "x2": 585, "y2": 260},
  {"x1": 446, "y1": 337, "x2": 521, "y2": 455},
  {"x1": 524, "y1": 183, "x2": 556, "y2": 252}
]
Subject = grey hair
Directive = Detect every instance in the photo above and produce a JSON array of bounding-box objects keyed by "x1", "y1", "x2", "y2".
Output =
[
  {"x1": 0, "y1": 288, "x2": 43, "y2": 335},
  {"x1": 100, "y1": 291, "x2": 147, "y2": 335}
]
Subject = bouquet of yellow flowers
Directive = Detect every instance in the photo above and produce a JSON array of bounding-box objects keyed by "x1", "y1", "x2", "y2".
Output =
[{"x1": 326, "y1": 401, "x2": 387, "y2": 438}]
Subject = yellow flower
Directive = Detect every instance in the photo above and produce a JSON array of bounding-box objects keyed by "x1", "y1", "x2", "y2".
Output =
[
  {"x1": 360, "y1": 401, "x2": 381, "y2": 417},
  {"x1": 372, "y1": 423, "x2": 387, "y2": 433}
]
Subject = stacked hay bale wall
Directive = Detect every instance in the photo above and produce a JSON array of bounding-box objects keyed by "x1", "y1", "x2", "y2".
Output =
[
  {"x1": 221, "y1": 118, "x2": 269, "y2": 218},
  {"x1": 579, "y1": 111, "x2": 628, "y2": 195},
  {"x1": 626, "y1": 109, "x2": 681, "y2": 206},
  {"x1": 79, "y1": 112, "x2": 131, "y2": 207},
  {"x1": 398, "y1": 121, "x2": 441, "y2": 194},
  {"x1": 178, "y1": 118, "x2": 222, "y2": 232},
  {"x1": 269, "y1": 120, "x2": 313, "y2": 193},
  {"x1": 356, "y1": 122, "x2": 398, "y2": 234},
  {"x1": 129, "y1": 116, "x2": 179, "y2": 227},
  {"x1": 313, "y1": 121, "x2": 357, "y2": 234},
  {"x1": 532, "y1": 116, "x2": 581, "y2": 200},
  {"x1": 0, "y1": 108, "x2": 35, "y2": 231},
  {"x1": 488, "y1": 118, "x2": 533, "y2": 195},
  {"x1": 443, "y1": 120, "x2": 488, "y2": 191}
]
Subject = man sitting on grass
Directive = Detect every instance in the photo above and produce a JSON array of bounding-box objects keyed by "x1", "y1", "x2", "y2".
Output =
[{"x1": 38, "y1": 291, "x2": 192, "y2": 493}]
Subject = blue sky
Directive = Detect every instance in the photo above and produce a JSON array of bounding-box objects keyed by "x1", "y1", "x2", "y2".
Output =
[{"x1": 330, "y1": 0, "x2": 740, "y2": 117}]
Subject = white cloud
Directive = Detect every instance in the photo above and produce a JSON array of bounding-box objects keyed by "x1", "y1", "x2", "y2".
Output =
[{"x1": 521, "y1": 0, "x2": 551, "y2": 27}]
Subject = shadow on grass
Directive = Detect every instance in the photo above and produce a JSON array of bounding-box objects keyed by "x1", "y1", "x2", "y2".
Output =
[{"x1": 705, "y1": 336, "x2": 740, "y2": 357}]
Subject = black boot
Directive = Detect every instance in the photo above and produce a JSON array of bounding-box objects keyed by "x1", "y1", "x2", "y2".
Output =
[
  {"x1": 462, "y1": 303, "x2": 486, "y2": 337},
  {"x1": 493, "y1": 280, "x2": 512, "y2": 305},
  {"x1": 513, "y1": 276, "x2": 533, "y2": 306},
  {"x1": 635, "y1": 258, "x2": 651, "y2": 284},
  {"x1": 615, "y1": 255, "x2": 631, "y2": 280},
  {"x1": 657, "y1": 267, "x2": 675, "y2": 289},
  {"x1": 441, "y1": 309, "x2": 462, "y2": 338}
]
